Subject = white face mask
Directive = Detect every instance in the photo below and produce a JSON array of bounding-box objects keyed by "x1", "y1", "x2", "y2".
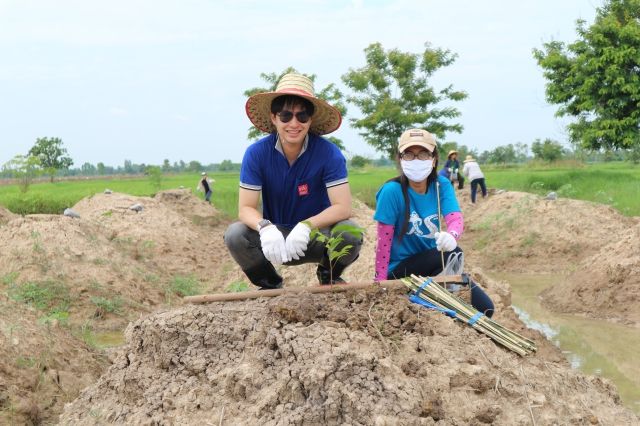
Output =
[{"x1": 401, "y1": 159, "x2": 433, "y2": 182}]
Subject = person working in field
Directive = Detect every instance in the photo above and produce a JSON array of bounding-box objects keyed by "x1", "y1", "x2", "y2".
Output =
[
  {"x1": 462, "y1": 155, "x2": 487, "y2": 204},
  {"x1": 224, "y1": 72, "x2": 362, "y2": 289},
  {"x1": 373, "y1": 128, "x2": 494, "y2": 317},
  {"x1": 440, "y1": 150, "x2": 465, "y2": 189},
  {"x1": 197, "y1": 172, "x2": 215, "y2": 204}
]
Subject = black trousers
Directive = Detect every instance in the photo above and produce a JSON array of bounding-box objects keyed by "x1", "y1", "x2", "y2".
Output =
[
  {"x1": 389, "y1": 247, "x2": 494, "y2": 317},
  {"x1": 470, "y1": 178, "x2": 487, "y2": 203}
]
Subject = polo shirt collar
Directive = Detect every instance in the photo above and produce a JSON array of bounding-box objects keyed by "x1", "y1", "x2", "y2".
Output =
[{"x1": 275, "y1": 134, "x2": 309, "y2": 158}]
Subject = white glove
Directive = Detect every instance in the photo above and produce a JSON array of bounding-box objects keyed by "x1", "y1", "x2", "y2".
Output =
[
  {"x1": 448, "y1": 167, "x2": 453, "y2": 172},
  {"x1": 285, "y1": 222, "x2": 311, "y2": 260},
  {"x1": 435, "y1": 231, "x2": 457, "y2": 252},
  {"x1": 259, "y1": 225, "x2": 289, "y2": 265}
]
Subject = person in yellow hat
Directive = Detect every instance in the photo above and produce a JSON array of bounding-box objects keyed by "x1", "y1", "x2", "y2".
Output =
[
  {"x1": 439, "y1": 150, "x2": 465, "y2": 189},
  {"x1": 373, "y1": 129, "x2": 494, "y2": 317},
  {"x1": 224, "y1": 73, "x2": 362, "y2": 289}
]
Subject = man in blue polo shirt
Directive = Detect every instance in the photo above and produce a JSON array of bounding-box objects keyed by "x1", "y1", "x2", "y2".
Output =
[{"x1": 224, "y1": 72, "x2": 362, "y2": 289}]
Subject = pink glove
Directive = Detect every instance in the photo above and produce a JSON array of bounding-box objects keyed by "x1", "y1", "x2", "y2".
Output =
[{"x1": 259, "y1": 225, "x2": 289, "y2": 265}]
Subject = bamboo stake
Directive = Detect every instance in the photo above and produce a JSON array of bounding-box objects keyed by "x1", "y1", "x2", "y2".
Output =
[
  {"x1": 184, "y1": 276, "x2": 463, "y2": 304},
  {"x1": 403, "y1": 275, "x2": 536, "y2": 355}
]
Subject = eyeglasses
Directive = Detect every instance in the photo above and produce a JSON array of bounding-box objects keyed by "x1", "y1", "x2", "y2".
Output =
[
  {"x1": 277, "y1": 110, "x2": 311, "y2": 124},
  {"x1": 400, "y1": 150, "x2": 433, "y2": 161}
]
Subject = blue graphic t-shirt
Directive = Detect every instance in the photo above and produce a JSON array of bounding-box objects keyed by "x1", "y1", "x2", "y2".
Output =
[{"x1": 373, "y1": 176, "x2": 460, "y2": 272}]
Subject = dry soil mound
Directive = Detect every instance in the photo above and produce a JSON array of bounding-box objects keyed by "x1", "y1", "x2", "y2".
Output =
[
  {"x1": 0, "y1": 298, "x2": 106, "y2": 425},
  {"x1": 0, "y1": 206, "x2": 16, "y2": 225},
  {"x1": 60, "y1": 288, "x2": 636, "y2": 425},
  {"x1": 71, "y1": 191, "x2": 238, "y2": 290},
  {"x1": 458, "y1": 190, "x2": 638, "y2": 273},
  {"x1": 541, "y1": 221, "x2": 640, "y2": 325}
]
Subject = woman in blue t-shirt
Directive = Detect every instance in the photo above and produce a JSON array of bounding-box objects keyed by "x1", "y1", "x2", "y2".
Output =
[{"x1": 374, "y1": 128, "x2": 494, "y2": 317}]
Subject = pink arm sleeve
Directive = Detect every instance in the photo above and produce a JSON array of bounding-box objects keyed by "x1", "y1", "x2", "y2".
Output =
[
  {"x1": 375, "y1": 222, "x2": 394, "y2": 282},
  {"x1": 444, "y1": 212, "x2": 464, "y2": 239}
]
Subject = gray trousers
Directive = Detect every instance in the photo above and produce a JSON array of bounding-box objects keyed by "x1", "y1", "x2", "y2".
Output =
[{"x1": 224, "y1": 220, "x2": 363, "y2": 288}]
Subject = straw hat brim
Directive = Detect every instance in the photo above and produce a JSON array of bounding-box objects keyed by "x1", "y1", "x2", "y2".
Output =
[
  {"x1": 245, "y1": 90, "x2": 342, "y2": 136},
  {"x1": 463, "y1": 159, "x2": 475, "y2": 163}
]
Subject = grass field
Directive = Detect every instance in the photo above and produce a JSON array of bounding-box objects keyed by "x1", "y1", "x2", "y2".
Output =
[{"x1": 0, "y1": 162, "x2": 638, "y2": 218}]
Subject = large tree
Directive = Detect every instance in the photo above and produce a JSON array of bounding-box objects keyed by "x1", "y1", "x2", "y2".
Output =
[
  {"x1": 342, "y1": 42, "x2": 467, "y2": 159},
  {"x1": 28, "y1": 137, "x2": 73, "y2": 182},
  {"x1": 533, "y1": 0, "x2": 640, "y2": 152},
  {"x1": 243, "y1": 67, "x2": 348, "y2": 151}
]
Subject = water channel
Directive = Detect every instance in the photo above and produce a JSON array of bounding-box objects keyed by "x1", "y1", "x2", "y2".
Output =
[{"x1": 492, "y1": 272, "x2": 640, "y2": 415}]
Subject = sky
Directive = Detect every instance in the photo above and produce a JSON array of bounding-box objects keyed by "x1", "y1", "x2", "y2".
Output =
[{"x1": 0, "y1": 0, "x2": 603, "y2": 167}]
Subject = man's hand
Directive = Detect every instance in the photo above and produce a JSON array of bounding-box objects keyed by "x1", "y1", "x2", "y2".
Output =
[
  {"x1": 285, "y1": 222, "x2": 311, "y2": 260},
  {"x1": 435, "y1": 231, "x2": 457, "y2": 252},
  {"x1": 259, "y1": 225, "x2": 289, "y2": 265}
]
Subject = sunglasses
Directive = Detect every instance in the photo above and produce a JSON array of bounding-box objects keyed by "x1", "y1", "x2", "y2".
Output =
[{"x1": 277, "y1": 110, "x2": 311, "y2": 123}]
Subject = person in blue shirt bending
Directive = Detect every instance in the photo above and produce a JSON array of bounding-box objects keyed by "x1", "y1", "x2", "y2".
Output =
[{"x1": 224, "y1": 73, "x2": 362, "y2": 289}]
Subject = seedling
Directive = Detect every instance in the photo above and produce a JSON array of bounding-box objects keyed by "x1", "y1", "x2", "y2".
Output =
[{"x1": 310, "y1": 223, "x2": 364, "y2": 283}]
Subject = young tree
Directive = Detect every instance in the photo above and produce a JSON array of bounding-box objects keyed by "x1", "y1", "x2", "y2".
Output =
[
  {"x1": 145, "y1": 165, "x2": 163, "y2": 191},
  {"x1": 531, "y1": 138, "x2": 566, "y2": 162},
  {"x1": 243, "y1": 67, "x2": 347, "y2": 150},
  {"x1": 342, "y1": 42, "x2": 467, "y2": 159},
  {"x1": 533, "y1": 0, "x2": 640, "y2": 151},
  {"x1": 2, "y1": 154, "x2": 41, "y2": 192},
  {"x1": 28, "y1": 137, "x2": 73, "y2": 182}
]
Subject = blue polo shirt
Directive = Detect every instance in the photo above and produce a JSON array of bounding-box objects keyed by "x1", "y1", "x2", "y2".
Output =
[{"x1": 239, "y1": 133, "x2": 348, "y2": 228}]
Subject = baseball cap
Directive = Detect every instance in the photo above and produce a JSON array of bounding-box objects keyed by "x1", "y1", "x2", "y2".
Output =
[{"x1": 398, "y1": 128, "x2": 437, "y2": 153}]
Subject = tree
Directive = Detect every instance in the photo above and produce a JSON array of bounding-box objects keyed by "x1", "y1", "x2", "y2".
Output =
[
  {"x1": 96, "y1": 162, "x2": 106, "y2": 175},
  {"x1": 350, "y1": 155, "x2": 370, "y2": 168},
  {"x1": 2, "y1": 155, "x2": 41, "y2": 192},
  {"x1": 531, "y1": 138, "x2": 566, "y2": 162},
  {"x1": 243, "y1": 67, "x2": 348, "y2": 150},
  {"x1": 145, "y1": 165, "x2": 163, "y2": 191},
  {"x1": 533, "y1": 0, "x2": 640, "y2": 151},
  {"x1": 342, "y1": 42, "x2": 467, "y2": 159},
  {"x1": 28, "y1": 137, "x2": 73, "y2": 182},
  {"x1": 187, "y1": 160, "x2": 202, "y2": 172},
  {"x1": 81, "y1": 162, "x2": 96, "y2": 176},
  {"x1": 481, "y1": 144, "x2": 518, "y2": 164},
  {"x1": 162, "y1": 159, "x2": 171, "y2": 172},
  {"x1": 218, "y1": 159, "x2": 235, "y2": 172}
]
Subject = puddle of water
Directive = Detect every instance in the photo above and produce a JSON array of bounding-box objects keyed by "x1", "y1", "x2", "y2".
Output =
[
  {"x1": 492, "y1": 272, "x2": 640, "y2": 414},
  {"x1": 93, "y1": 331, "x2": 125, "y2": 349}
]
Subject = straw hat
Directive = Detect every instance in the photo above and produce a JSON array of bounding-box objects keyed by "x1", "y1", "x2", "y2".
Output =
[
  {"x1": 245, "y1": 73, "x2": 342, "y2": 135},
  {"x1": 447, "y1": 150, "x2": 458, "y2": 158},
  {"x1": 464, "y1": 155, "x2": 475, "y2": 163}
]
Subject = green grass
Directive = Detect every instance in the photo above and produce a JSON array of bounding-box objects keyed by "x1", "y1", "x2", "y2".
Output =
[
  {"x1": 0, "y1": 172, "x2": 240, "y2": 217},
  {"x1": 167, "y1": 274, "x2": 201, "y2": 297},
  {"x1": 8, "y1": 280, "x2": 71, "y2": 318},
  {"x1": 1, "y1": 162, "x2": 638, "y2": 218},
  {"x1": 90, "y1": 296, "x2": 123, "y2": 315},
  {"x1": 483, "y1": 161, "x2": 640, "y2": 216}
]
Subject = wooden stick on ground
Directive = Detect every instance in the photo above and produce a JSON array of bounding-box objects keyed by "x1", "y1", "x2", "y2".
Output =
[{"x1": 184, "y1": 276, "x2": 463, "y2": 304}]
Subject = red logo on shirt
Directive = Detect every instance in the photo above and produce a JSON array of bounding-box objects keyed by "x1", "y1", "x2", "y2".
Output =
[{"x1": 298, "y1": 183, "x2": 309, "y2": 196}]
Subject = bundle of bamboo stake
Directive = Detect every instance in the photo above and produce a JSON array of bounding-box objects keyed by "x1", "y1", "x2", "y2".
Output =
[{"x1": 402, "y1": 274, "x2": 537, "y2": 356}]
